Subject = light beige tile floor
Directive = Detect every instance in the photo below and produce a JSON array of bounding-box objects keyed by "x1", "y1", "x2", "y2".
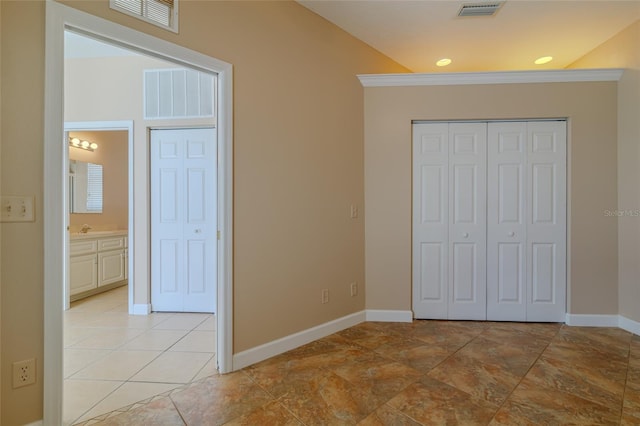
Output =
[{"x1": 63, "y1": 286, "x2": 217, "y2": 425}]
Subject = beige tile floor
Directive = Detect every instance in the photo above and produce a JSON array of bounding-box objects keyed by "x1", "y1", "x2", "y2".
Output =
[
  {"x1": 64, "y1": 286, "x2": 217, "y2": 425},
  {"x1": 75, "y1": 317, "x2": 640, "y2": 425}
]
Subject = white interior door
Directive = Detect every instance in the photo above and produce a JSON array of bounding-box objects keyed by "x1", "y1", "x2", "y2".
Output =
[
  {"x1": 448, "y1": 123, "x2": 487, "y2": 320},
  {"x1": 487, "y1": 122, "x2": 527, "y2": 321},
  {"x1": 413, "y1": 123, "x2": 449, "y2": 319},
  {"x1": 413, "y1": 120, "x2": 566, "y2": 322},
  {"x1": 151, "y1": 128, "x2": 217, "y2": 313},
  {"x1": 412, "y1": 122, "x2": 487, "y2": 320},
  {"x1": 526, "y1": 121, "x2": 566, "y2": 322}
]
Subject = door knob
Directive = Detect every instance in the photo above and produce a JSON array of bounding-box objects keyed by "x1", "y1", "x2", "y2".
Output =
[
  {"x1": 462, "y1": 232, "x2": 469, "y2": 238},
  {"x1": 508, "y1": 231, "x2": 515, "y2": 237},
  {"x1": 195, "y1": 229, "x2": 202, "y2": 233}
]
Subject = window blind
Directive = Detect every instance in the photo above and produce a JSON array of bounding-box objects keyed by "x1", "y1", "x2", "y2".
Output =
[{"x1": 86, "y1": 163, "x2": 103, "y2": 212}]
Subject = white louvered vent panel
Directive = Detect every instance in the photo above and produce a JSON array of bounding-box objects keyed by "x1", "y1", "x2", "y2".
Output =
[
  {"x1": 458, "y1": 2, "x2": 504, "y2": 17},
  {"x1": 144, "y1": 69, "x2": 216, "y2": 119}
]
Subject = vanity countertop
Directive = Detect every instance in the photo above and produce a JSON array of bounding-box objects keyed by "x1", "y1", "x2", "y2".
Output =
[{"x1": 70, "y1": 230, "x2": 128, "y2": 240}]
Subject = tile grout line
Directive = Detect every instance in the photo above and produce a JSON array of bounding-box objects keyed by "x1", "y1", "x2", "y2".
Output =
[
  {"x1": 486, "y1": 323, "x2": 562, "y2": 424},
  {"x1": 65, "y1": 288, "x2": 217, "y2": 424}
]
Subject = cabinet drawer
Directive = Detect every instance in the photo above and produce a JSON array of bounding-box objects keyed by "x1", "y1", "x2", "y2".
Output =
[
  {"x1": 98, "y1": 237, "x2": 125, "y2": 251},
  {"x1": 70, "y1": 240, "x2": 98, "y2": 256}
]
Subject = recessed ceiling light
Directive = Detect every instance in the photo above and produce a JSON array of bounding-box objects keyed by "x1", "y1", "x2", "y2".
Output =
[
  {"x1": 534, "y1": 56, "x2": 553, "y2": 65},
  {"x1": 436, "y1": 58, "x2": 452, "y2": 67}
]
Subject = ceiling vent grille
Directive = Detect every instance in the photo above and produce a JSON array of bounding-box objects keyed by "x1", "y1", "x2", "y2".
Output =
[{"x1": 458, "y1": 2, "x2": 504, "y2": 17}]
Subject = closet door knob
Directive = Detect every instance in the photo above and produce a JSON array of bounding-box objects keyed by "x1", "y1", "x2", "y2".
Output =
[
  {"x1": 508, "y1": 231, "x2": 515, "y2": 237},
  {"x1": 462, "y1": 232, "x2": 469, "y2": 238}
]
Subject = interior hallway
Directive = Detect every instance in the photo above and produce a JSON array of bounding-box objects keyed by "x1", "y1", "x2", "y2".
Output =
[
  {"x1": 64, "y1": 286, "x2": 217, "y2": 424},
  {"x1": 73, "y1": 312, "x2": 639, "y2": 425}
]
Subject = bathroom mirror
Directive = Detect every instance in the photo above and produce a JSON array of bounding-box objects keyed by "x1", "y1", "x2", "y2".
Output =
[{"x1": 69, "y1": 160, "x2": 103, "y2": 213}]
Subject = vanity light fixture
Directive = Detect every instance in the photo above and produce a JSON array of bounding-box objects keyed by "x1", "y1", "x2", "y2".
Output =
[
  {"x1": 436, "y1": 58, "x2": 452, "y2": 67},
  {"x1": 69, "y1": 137, "x2": 98, "y2": 152},
  {"x1": 534, "y1": 56, "x2": 553, "y2": 65}
]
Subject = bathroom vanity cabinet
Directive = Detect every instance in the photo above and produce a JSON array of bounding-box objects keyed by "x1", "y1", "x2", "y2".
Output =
[{"x1": 70, "y1": 231, "x2": 127, "y2": 300}]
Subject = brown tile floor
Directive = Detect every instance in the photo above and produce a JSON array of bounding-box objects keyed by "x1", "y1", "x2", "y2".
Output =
[{"x1": 78, "y1": 320, "x2": 639, "y2": 425}]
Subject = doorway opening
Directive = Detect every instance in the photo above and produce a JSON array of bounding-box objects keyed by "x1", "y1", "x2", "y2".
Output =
[{"x1": 45, "y1": 2, "x2": 233, "y2": 424}]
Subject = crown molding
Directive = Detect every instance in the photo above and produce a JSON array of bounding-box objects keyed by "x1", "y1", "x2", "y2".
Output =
[{"x1": 357, "y1": 69, "x2": 624, "y2": 87}]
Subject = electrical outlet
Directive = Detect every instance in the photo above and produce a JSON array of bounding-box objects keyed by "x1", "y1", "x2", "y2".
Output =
[
  {"x1": 350, "y1": 204, "x2": 358, "y2": 219},
  {"x1": 350, "y1": 282, "x2": 358, "y2": 297},
  {"x1": 321, "y1": 289, "x2": 329, "y2": 304},
  {"x1": 12, "y1": 358, "x2": 36, "y2": 388}
]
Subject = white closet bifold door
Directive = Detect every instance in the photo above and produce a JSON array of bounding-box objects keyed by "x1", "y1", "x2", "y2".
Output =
[
  {"x1": 413, "y1": 120, "x2": 566, "y2": 322},
  {"x1": 487, "y1": 122, "x2": 528, "y2": 321},
  {"x1": 412, "y1": 122, "x2": 487, "y2": 320},
  {"x1": 412, "y1": 123, "x2": 450, "y2": 319},
  {"x1": 448, "y1": 123, "x2": 487, "y2": 320},
  {"x1": 526, "y1": 121, "x2": 566, "y2": 322}
]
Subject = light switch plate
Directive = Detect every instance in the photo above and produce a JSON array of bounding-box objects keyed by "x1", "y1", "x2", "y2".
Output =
[{"x1": 1, "y1": 196, "x2": 35, "y2": 222}]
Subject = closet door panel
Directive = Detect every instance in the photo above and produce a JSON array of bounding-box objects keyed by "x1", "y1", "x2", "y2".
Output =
[
  {"x1": 527, "y1": 122, "x2": 566, "y2": 322},
  {"x1": 487, "y1": 123, "x2": 527, "y2": 321},
  {"x1": 448, "y1": 123, "x2": 486, "y2": 320},
  {"x1": 413, "y1": 123, "x2": 449, "y2": 319}
]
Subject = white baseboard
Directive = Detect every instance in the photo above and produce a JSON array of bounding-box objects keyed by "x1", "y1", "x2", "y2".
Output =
[
  {"x1": 24, "y1": 421, "x2": 43, "y2": 426},
  {"x1": 619, "y1": 315, "x2": 640, "y2": 336},
  {"x1": 233, "y1": 310, "x2": 638, "y2": 372},
  {"x1": 132, "y1": 304, "x2": 151, "y2": 315},
  {"x1": 565, "y1": 313, "x2": 619, "y2": 327},
  {"x1": 233, "y1": 310, "x2": 366, "y2": 370},
  {"x1": 366, "y1": 309, "x2": 413, "y2": 323},
  {"x1": 565, "y1": 313, "x2": 640, "y2": 336}
]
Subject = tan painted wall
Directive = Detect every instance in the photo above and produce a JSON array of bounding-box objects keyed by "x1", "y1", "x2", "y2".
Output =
[
  {"x1": 1, "y1": 2, "x2": 45, "y2": 425},
  {"x1": 364, "y1": 82, "x2": 619, "y2": 317},
  {"x1": 0, "y1": 1, "x2": 407, "y2": 423},
  {"x1": 569, "y1": 21, "x2": 640, "y2": 322},
  {"x1": 68, "y1": 130, "x2": 128, "y2": 231}
]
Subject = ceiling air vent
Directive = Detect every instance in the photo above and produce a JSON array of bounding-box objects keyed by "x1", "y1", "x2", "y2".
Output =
[{"x1": 458, "y1": 2, "x2": 504, "y2": 17}]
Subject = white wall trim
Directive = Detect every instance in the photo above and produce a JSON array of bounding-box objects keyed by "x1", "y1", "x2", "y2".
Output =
[
  {"x1": 132, "y1": 304, "x2": 152, "y2": 315},
  {"x1": 619, "y1": 315, "x2": 640, "y2": 336},
  {"x1": 565, "y1": 314, "x2": 640, "y2": 336},
  {"x1": 233, "y1": 311, "x2": 366, "y2": 370},
  {"x1": 23, "y1": 421, "x2": 44, "y2": 426},
  {"x1": 565, "y1": 313, "x2": 622, "y2": 327},
  {"x1": 357, "y1": 69, "x2": 624, "y2": 87},
  {"x1": 234, "y1": 309, "x2": 638, "y2": 371},
  {"x1": 366, "y1": 309, "x2": 413, "y2": 323}
]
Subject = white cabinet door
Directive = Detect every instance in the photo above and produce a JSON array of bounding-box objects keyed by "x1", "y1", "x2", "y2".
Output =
[
  {"x1": 151, "y1": 128, "x2": 217, "y2": 313},
  {"x1": 413, "y1": 123, "x2": 449, "y2": 319},
  {"x1": 526, "y1": 121, "x2": 566, "y2": 322},
  {"x1": 487, "y1": 122, "x2": 527, "y2": 321},
  {"x1": 98, "y1": 249, "x2": 126, "y2": 286},
  {"x1": 70, "y1": 254, "x2": 98, "y2": 295}
]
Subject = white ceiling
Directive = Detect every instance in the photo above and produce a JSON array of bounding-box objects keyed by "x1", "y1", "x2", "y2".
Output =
[
  {"x1": 65, "y1": 31, "x2": 138, "y2": 58},
  {"x1": 297, "y1": 0, "x2": 640, "y2": 72}
]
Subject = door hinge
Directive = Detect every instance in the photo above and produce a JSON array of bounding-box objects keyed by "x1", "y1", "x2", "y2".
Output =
[{"x1": 217, "y1": 230, "x2": 221, "y2": 240}]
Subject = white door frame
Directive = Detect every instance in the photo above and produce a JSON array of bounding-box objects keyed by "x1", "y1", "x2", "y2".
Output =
[
  {"x1": 44, "y1": 3, "x2": 234, "y2": 424},
  {"x1": 64, "y1": 121, "x2": 135, "y2": 313}
]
